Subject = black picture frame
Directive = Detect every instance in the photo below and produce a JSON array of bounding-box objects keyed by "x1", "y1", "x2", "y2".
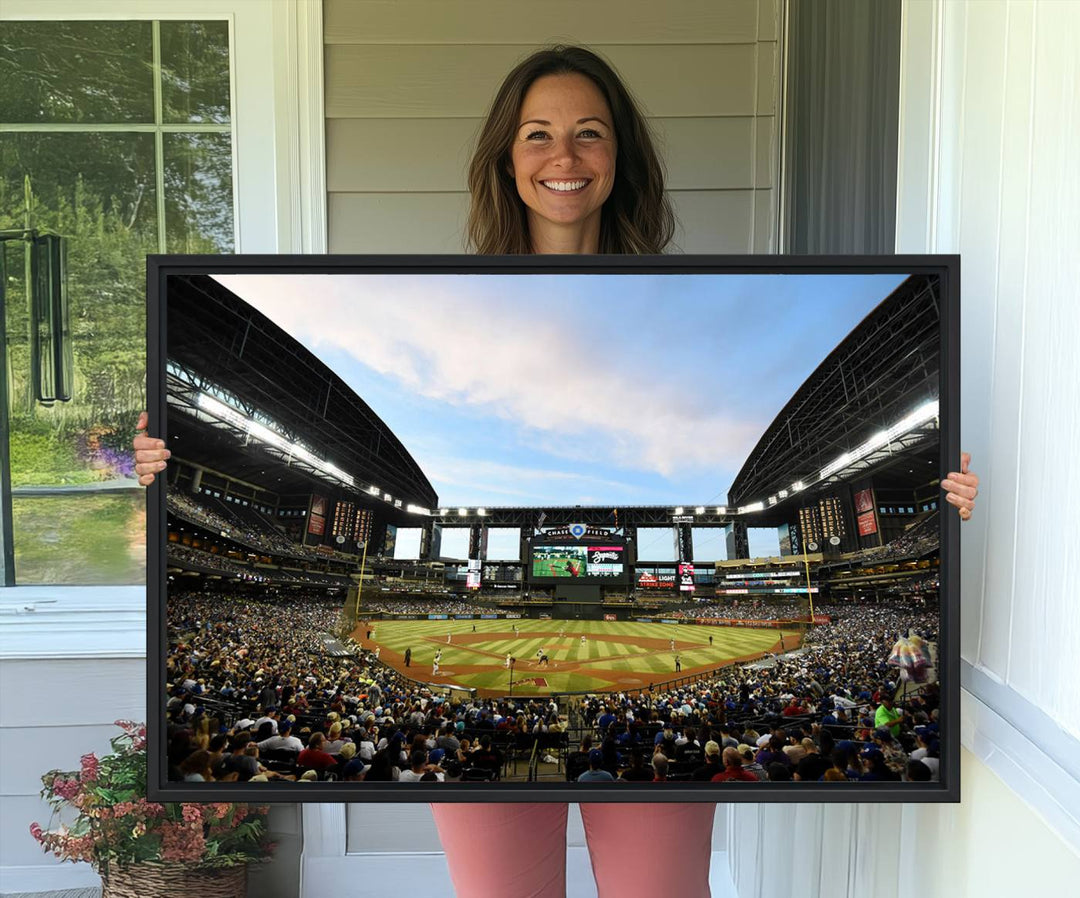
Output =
[{"x1": 147, "y1": 253, "x2": 960, "y2": 803}]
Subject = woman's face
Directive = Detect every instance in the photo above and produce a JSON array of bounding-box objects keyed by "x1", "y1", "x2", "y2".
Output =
[{"x1": 509, "y1": 72, "x2": 616, "y2": 245}]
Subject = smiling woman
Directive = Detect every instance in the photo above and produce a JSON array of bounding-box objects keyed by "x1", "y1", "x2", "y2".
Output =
[
  {"x1": 466, "y1": 45, "x2": 673, "y2": 255},
  {"x1": 509, "y1": 73, "x2": 617, "y2": 253}
]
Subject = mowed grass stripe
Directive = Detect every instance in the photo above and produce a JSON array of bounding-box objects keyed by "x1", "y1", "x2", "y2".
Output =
[{"x1": 360, "y1": 619, "x2": 794, "y2": 692}]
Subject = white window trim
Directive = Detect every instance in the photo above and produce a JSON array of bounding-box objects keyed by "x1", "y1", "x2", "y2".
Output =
[{"x1": 0, "y1": 0, "x2": 326, "y2": 654}]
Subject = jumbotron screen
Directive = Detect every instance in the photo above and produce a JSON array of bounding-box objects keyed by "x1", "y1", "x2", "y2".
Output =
[{"x1": 530, "y1": 544, "x2": 626, "y2": 581}]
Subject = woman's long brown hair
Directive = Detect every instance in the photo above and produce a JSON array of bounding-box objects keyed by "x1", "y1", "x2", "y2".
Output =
[{"x1": 466, "y1": 46, "x2": 675, "y2": 255}]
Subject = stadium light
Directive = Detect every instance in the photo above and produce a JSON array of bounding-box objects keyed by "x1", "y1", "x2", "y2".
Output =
[
  {"x1": 768, "y1": 496, "x2": 777, "y2": 505},
  {"x1": 368, "y1": 486, "x2": 380, "y2": 495},
  {"x1": 674, "y1": 507, "x2": 684, "y2": 515},
  {"x1": 195, "y1": 393, "x2": 355, "y2": 487},
  {"x1": 778, "y1": 489, "x2": 789, "y2": 499},
  {"x1": 819, "y1": 399, "x2": 939, "y2": 479},
  {"x1": 457, "y1": 508, "x2": 468, "y2": 516},
  {"x1": 695, "y1": 506, "x2": 705, "y2": 514},
  {"x1": 406, "y1": 504, "x2": 431, "y2": 515},
  {"x1": 477, "y1": 508, "x2": 488, "y2": 516},
  {"x1": 439, "y1": 508, "x2": 448, "y2": 516},
  {"x1": 393, "y1": 499, "x2": 402, "y2": 508},
  {"x1": 716, "y1": 506, "x2": 726, "y2": 514},
  {"x1": 738, "y1": 501, "x2": 765, "y2": 513},
  {"x1": 791, "y1": 481, "x2": 804, "y2": 492}
]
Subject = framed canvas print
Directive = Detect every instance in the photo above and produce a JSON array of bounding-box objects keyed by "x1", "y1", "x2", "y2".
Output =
[{"x1": 147, "y1": 254, "x2": 960, "y2": 802}]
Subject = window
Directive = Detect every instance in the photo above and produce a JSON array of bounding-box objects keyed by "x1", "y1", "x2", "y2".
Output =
[{"x1": 1, "y1": 20, "x2": 233, "y2": 585}]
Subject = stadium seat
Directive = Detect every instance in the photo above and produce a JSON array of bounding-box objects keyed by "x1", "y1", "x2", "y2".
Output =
[
  {"x1": 460, "y1": 766, "x2": 497, "y2": 782},
  {"x1": 508, "y1": 732, "x2": 537, "y2": 775}
]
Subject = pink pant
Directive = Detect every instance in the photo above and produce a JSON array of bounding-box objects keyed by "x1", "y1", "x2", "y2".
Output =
[{"x1": 431, "y1": 802, "x2": 716, "y2": 898}]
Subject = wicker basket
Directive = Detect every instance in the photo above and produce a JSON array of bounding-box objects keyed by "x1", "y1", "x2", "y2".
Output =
[{"x1": 100, "y1": 862, "x2": 247, "y2": 898}]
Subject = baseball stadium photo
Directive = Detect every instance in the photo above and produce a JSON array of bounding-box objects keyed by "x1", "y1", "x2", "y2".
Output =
[{"x1": 160, "y1": 263, "x2": 947, "y2": 796}]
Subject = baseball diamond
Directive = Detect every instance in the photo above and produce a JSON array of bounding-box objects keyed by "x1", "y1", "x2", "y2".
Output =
[{"x1": 355, "y1": 618, "x2": 803, "y2": 696}]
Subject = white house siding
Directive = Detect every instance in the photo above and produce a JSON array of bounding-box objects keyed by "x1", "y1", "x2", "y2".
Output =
[{"x1": 323, "y1": 0, "x2": 781, "y2": 254}]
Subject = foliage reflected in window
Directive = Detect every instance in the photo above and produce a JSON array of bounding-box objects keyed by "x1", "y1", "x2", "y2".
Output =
[{"x1": 1, "y1": 20, "x2": 233, "y2": 585}]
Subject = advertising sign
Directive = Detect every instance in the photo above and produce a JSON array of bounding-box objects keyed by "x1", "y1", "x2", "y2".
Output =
[
  {"x1": 307, "y1": 494, "x2": 327, "y2": 536},
  {"x1": 854, "y1": 488, "x2": 874, "y2": 514},
  {"x1": 857, "y1": 510, "x2": 878, "y2": 535},
  {"x1": 637, "y1": 569, "x2": 676, "y2": 588}
]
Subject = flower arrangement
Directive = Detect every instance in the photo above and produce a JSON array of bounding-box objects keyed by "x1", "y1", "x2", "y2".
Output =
[{"x1": 30, "y1": 721, "x2": 274, "y2": 875}]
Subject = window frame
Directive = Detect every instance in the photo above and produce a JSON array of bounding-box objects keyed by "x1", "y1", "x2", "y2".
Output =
[{"x1": 0, "y1": 0, "x2": 325, "y2": 652}]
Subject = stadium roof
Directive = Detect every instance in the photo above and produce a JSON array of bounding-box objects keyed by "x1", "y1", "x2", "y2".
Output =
[
  {"x1": 165, "y1": 274, "x2": 438, "y2": 513},
  {"x1": 727, "y1": 274, "x2": 942, "y2": 520}
]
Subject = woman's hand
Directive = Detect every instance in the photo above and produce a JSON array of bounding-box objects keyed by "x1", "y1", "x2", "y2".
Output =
[
  {"x1": 133, "y1": 411, "x2": 170, "y2": 486},
  {"x1": 941, "y1": 452, "x2": 979, "y2": 521}
]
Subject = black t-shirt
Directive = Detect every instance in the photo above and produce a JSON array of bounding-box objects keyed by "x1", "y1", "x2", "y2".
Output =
[{"x1": 795, "y1": 753, "x2": 830, "y2": 782}]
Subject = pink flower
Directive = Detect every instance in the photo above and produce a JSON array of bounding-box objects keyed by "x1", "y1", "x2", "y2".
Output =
[
  {"x1": 137, "y1": 799, "x2": 165, "y2": 818},
  {"x1": 160, "y1": 821, "x2": 206, "y2": 863},
  {"x1": 207, "y1": 802, "x2": 233, "y2": 820},
  {"x1": 80, "y1": 753, "x2": 100, "y2": 782},
  {"x1": 181, "y1": 804, "x2": 203, "y2": 824},
  {"x1": 52, "y1": 778, "x2": 80, "y2": 801},
  {"x1": 29, "y1": 822, "x2": 44, "y2": 843}
]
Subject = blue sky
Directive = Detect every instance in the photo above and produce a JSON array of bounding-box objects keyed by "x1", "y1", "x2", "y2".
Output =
[{"x1": 213, "y1": 272, "x2": 906, "y2": 556}]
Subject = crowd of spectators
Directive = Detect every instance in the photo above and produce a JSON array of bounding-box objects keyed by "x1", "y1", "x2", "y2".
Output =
[
  {"x1": 168, "y1": 543, "x2": 352, "y2": 588},
  {"x1": 566, "y1": 598, "x2": 939, "y2": 784},
  {"x1": 850, "y1": 511, "x2": 940, "y2": 563},
  {"x1": 359, "y1": 597, "x2": 484, "y2": 616},
  {"x1": 678, "y1": 600, "x2": 811, "y2": 620},
  {"x1": 166, "y1": 591, "x2": 573, "y2": 784},
  {"x1": 168, "y1": 492, "x2": 357, "y2": 564},
  {"x1": 165, "y1": 583, "x2": 940, "y2": 787}
]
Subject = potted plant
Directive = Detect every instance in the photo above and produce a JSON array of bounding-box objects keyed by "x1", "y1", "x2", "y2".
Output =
[{"x1": 30, "y1": 720, "x2": 274, "y2": 898}]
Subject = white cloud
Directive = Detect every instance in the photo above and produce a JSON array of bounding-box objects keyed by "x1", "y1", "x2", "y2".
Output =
[
  {"x1": 212, "y1": 274, "x2": 766, "y2": 479},
  {"x1": 419, "y1": 453, "x2": 648, "y2": 505}
]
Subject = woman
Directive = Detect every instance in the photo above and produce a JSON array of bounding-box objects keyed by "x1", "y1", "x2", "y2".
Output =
[{"x1": 135, "y1": 44, "x2": 980, "y2": 898}]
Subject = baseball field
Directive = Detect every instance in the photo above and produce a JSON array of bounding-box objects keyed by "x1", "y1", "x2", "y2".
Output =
[{"x1": 352, "y1": 617, "x2": 802, "y2": 697}]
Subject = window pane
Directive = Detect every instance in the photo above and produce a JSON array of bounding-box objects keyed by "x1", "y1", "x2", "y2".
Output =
[
  {"x1": 1, "y1": 19, "x2": 234, "y2": 587},
  {"x1": 0, "y1": 22, "x2": 154, "y2": 123},
  {"x1": 160, "y1": 21, "x2": 232, "y2": 124},
  {"x1": 2, "y1": 132, "x2": 156, "y2": 585},
  {"x1": 164, "y1": 133, "x2": 235, "y2": 252},
  {"x1": 12, "y1": 493, "x2": 145, "y2": 585}
]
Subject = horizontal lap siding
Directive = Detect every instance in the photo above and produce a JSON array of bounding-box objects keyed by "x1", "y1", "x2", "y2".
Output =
[
  {"x1": 324, "y1": 0, "x2": 761, "y2": 45},
  {"x1": 324, "y1": 0, "x2": 781, "y2": 254},
  {"x1": 0, "y1": 658, "x2": 146, "y2": 869}
]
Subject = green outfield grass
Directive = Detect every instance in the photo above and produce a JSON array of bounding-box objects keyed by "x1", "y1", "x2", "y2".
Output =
[{"x1": 357, "y1": 617, "x2": 801, "y2": 696}]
